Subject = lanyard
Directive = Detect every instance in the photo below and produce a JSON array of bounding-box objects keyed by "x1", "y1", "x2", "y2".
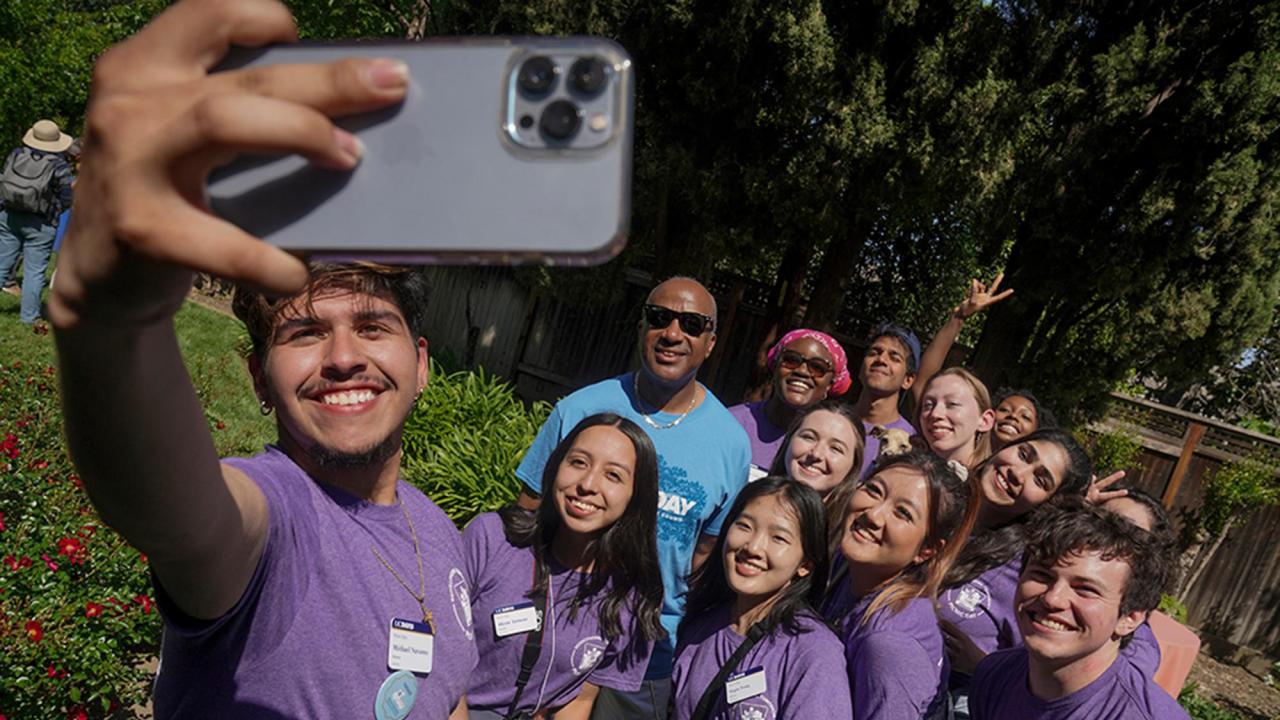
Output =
[
  {"x1": 505, "y1": 554, "x2": 551, "y2": 720},
  {"x1": 690, "y1": 623, "x2": 767, "y2": 720}
]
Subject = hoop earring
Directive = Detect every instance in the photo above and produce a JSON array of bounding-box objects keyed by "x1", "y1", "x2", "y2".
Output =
[{"x1": 259, "y1": 400, "x2": 273, "y2": 416}]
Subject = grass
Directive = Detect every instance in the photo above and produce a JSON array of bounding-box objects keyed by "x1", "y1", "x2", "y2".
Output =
[{"x1": 0, "y1": 286, "x2": 274, "y2": 456}]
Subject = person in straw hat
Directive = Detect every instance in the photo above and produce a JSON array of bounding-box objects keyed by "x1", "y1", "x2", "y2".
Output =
[{"x1": 0, "y1": 119, "x2": 76, "y2": 329}]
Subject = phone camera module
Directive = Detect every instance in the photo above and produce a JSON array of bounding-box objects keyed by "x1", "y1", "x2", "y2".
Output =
[
  {"x1": 568, "y1": 56, "x2": 608, "y2": 97},
  {"x1": 518, "y1": 56, "x2": 558, "y2": 96},
  {"x1": 539, "y1": 100, "x2": 582, "y2": 141}
]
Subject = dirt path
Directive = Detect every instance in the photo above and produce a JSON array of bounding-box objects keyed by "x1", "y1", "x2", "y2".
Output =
[{"x1": 1188, "y1": 650, "x2": 1280, "y2": 720}]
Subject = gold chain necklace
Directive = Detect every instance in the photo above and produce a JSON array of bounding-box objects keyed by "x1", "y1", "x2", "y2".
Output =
[
  {"x1": 633, "y1": 371, "x2": 698, "y2": 430},
  {"x1": 371, "y1": 499, "x2": 436, "y2": 634}
]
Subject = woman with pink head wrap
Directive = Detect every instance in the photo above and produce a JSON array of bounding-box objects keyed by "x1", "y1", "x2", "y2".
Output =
[{"x1": 727, "y1": 329, "x2": 852, "y2": 477}]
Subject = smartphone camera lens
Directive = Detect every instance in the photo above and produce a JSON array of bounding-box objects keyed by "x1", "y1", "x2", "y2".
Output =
[
  {"x1": 518, "y1": 56, "x2": 557, "y2": 96},
  {"x1": 569, "y1": 56, "x2": 608, "y2": 97},
  {"x1": 540, "y1": 100, "x2": 582, "y2": 141}
]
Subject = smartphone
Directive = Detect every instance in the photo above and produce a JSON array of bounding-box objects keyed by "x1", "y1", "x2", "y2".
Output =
[{"x1": 207, "y1": 38, "x2": 633, "y2": 265}]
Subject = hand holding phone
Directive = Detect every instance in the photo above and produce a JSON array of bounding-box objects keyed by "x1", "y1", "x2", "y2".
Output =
[
  {"x1": 48, "y1": 0, "x2": 407, "y2": 328},
  {"x1": 208, "y1": 38, "x2": 634, "y2": 265}
]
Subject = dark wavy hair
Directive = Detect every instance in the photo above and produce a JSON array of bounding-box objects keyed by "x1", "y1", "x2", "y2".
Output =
[
  {"x1": 992, "y1": 388, "x2": 1059, "y2": 438},
  {"x1": 850, "y1": 449, "x2": 977, "y2": 624},
  {"x1": 1023, "y1": 496, "x2": 1176, "y2": 616},
  {"x1": 682, "y1": 477, "x2": 830, "y2": 638},
  {"x1": 498, "y1": 413, "x2": 665, "y2": 643},
  {"x1": 233, "y1": 262, "x2": 431, "y2": 361},
  {"x1": 768, "y1": 400, "x2": 865, "y2": 554},
  {"x1": 944, "y1": 428, "x2": 1093, "y2": 587},
  {"x1": 1102, "y1": 485, "x2": 1180, "y2": 589}
]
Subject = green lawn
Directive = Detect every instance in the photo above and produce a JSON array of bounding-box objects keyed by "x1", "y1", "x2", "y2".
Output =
[{"x1": 0, "y1": 289, "x2": 273, "y2": 456}]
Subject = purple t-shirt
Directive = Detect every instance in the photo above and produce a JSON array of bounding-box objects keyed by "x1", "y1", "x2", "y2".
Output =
[
  {"x1": 970, "y1": 647, "x2": 1190, "y2": 719},
  {"x1": 834, "y1": 589, "x2": 949, "y2": 720},
  {"x1": 463, "y1": 513, "x2": 652, "y2": 713},
  {"x1": 1122, "y1": 621, "x2": 1162, "y2": 678},
  {"x1": 938, "y1": 557, "x2": 1023, "y2": 658},
  {"x1": 671, "y1": 604, "x2": 851, "y2": 720},
  {"x1": 152, "y1": 446, "x2": 478, "y2": 719},
  {"x1": 727, "y1": 400, "x2": 787, "y2": 478},
  {"x1": 860, "y1": 416, "x2": 917, "y2": 479}
]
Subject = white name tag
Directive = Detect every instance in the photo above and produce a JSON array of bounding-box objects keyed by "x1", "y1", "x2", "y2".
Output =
[
  {"x1": 388, "y1": 618, "x2": 434, "y2": 675},
  {"x1": 725, "y1": 666, "x2": 767, "y2": 704},
  {"x1": 492, "y1": 601, "x2": 541, "y2": 638}
]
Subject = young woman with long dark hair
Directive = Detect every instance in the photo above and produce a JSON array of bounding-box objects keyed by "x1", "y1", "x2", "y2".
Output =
[
  {"x1": 936, "y1": 427, "x2": 1093, "y2": 717},
  {"x1": 825, "y1": 450, "x2": 977, "y2": 720},
  {"x1": 671, "y1": 477, "x2": 852, "y2": 719},
  {"x1": 464, "y1": 414, "x2": 665, "y2": 719}
]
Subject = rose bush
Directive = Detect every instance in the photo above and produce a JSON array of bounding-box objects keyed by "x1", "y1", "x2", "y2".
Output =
[{"x1": 0, "y1": 361, "x2": 160, "y2": 719}]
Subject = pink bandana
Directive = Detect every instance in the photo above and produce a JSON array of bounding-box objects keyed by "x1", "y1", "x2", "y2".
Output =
[{"x1": 766, "y1": 329, "x2": 852, "y2": 396}]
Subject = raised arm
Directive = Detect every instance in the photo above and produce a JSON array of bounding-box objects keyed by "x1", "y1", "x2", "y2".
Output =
[
  {"x1": 51, "y1": 0, "x2": 407, "y2": 619},
  {"x1": 911, "y1": 273, "x2": 1014, "y2": 406}
]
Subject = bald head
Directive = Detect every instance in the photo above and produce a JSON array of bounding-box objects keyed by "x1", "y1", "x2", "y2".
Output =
[{"x1": 647, "y1": 276, "x2": 717, "y2": 323}]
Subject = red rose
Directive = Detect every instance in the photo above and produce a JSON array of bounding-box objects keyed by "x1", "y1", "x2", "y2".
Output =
[
  {"x1": 66, "y1": 706, "x2": 87, "y2": 720},
  {"x1": 46, "y1": 664, "x2": 66, "y2": 679},
  {"x1": 2, "y1": 556, "x2": 17, "y2": 571},
  {"x1": 0, "y1": 511, "x2": 6, "y2": 531},
  {"x1": 134, "y1": 595, "x2": 154, "y2": 614},
  {"x1": 85, "y1": 602, "x2": 104, "y2": 618},
  {"x1": 25, "y1": 620, "x2": 42, "y2": 643},
  {"x1": 17, "y1": 556, "x2": 31, "y2": 569},
  {"x1": 40, "y1": 553, "x2": 59, "y2": 572},
  {"x1": 56, "y1": 537, "x2": 86, "y2": 564},
  {"x1": 69, "y1": 474, "x2": 83, "y2": 488}
]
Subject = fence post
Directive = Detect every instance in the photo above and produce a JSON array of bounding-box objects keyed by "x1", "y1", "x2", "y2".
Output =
[{"x1": 1163, "y1": 422, "x2": 1206, "y2": 509}]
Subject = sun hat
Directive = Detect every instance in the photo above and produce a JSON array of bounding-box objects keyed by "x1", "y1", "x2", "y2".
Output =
[{"x1": 22, "y1": 120, "x2": 74, "y2": 154}]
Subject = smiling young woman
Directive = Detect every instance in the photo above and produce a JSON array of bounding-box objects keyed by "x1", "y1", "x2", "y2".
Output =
[
  {"x1": 729, "y1": 329, "x2": 852, "y2": 478},
  {"x1": 935, "y1": 428, "x2": 1093, "y2": 718},
  {"x1": 670, "y1": 478, "x2": 852, "y2": 719},
  {"x1": 823, "y1": 450, "x2": 976, "y2": 720},
  {"x1": 463, "y1": 414, "x2": 665, "y2": 719},
  {"x1": 917, "y1": 368, "x2": 996, "y2": 475},
  {"x1": 768, "y1": 400, "x2": 865, "y2": 557}
]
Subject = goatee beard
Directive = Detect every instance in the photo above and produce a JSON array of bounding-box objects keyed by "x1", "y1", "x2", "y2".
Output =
[{"x1": 309, "y1": 433, "x2": 401, "y2": 469}]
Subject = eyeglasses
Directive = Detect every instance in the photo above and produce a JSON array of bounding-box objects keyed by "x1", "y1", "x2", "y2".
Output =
[
  {"x1": 778, "y1": 350, "x2": 833, "y2": 379},
  {"x1": 643, "y1": 304, "x2": 715, "y2": 336}
]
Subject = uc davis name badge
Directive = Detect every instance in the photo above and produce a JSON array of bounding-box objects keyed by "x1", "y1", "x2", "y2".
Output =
[
  {"x1": 725, "y1": 666, "x2": 767, "y2": 704},
  {"x1": 388, "y1": 618, "x2": 434, "y2": 675},
  {"x1": 492, "y1": 601, "x2": 541, "y2": 638}
]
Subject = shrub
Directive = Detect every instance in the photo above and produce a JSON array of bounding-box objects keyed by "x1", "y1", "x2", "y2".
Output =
[
  {"x1": 0, "y1": 361, "x2": 160, "y2": 719},
  {"x1": 1078, "y1": 427, "x2": 1143, "y2": 475},
  {"x1": 1159, "y1": 594, "x2": 1189, "y2": 623},
  {"x1": 401, "y1": 361, "x2": 551, "y2": 526},
  {"x1": 1178, "y1": 683, "x2": 1245, "y2": 720},
  {"x1": 1200, "y1": 454, "x2": 1279, "y2": 537}
]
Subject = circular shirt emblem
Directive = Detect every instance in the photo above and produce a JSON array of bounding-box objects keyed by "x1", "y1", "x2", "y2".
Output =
[
  {"x1": 944, "y1": 579, "x2": 991, "y2": 620},
  {"x1": 734, "y1": 697, "x2": 776, "y2": 720},
  {"x1": 448, "y1": 567, "x2": 474, "y2": 639},
  {"x1": 571, "y1": 636, "x2": 607, "y2": 676}
]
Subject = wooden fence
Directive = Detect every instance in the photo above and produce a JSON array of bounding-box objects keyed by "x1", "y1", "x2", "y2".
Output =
[
  {"x1": 418, "y1": 265, "x2": 874, "y2": 405},
  {"x1": 1091, "y1": 393, "x2": 1280, "y2": 661}
]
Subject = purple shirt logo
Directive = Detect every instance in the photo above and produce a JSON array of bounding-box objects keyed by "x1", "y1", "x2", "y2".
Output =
[
  {"x1": 734, "y1": 697, "x2": 776, "y2": 720},
  {"x1": 449, "y1": 567, "x2": 474, "y2": 639},
  {"x1": 571, "y1": 636, "x2": 607, "y2": 676},
  {"x1": 945, "y1": 579, "x2": 991, "y2": 620}
]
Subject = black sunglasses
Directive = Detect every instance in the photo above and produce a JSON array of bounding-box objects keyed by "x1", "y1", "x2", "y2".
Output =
[
  {"x1": 643, "y1": 304, "x2": 715, "y2": 336},
  {"x1": 778, "y1": 350, "x2": 833, "y2": 379}
]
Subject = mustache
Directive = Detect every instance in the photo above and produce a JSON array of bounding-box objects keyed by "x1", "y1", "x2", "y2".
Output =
[{"x1": 299, "y1": 375, "x2": 392, "y2": 397}]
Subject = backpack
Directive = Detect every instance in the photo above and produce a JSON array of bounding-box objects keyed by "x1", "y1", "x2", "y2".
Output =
[{"x1": 0, "y1": 149, "x2": 58, "y2": 216}]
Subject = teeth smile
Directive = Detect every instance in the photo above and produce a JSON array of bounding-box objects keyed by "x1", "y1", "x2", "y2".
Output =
[
  {"x1": 567, "y1": 497, "x2": 600, "y2": 512},
  {"x1": 1036, "y1": 615, "x2": 1074, "y2": 632},
  {"x1": 321, "y1": 390, "x2": 376, "y2": 406}
]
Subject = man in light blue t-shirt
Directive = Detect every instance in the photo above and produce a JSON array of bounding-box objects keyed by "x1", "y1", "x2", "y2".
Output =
[{"x1": 517, "y1": 276, "x2": 751, "y2": 720}]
